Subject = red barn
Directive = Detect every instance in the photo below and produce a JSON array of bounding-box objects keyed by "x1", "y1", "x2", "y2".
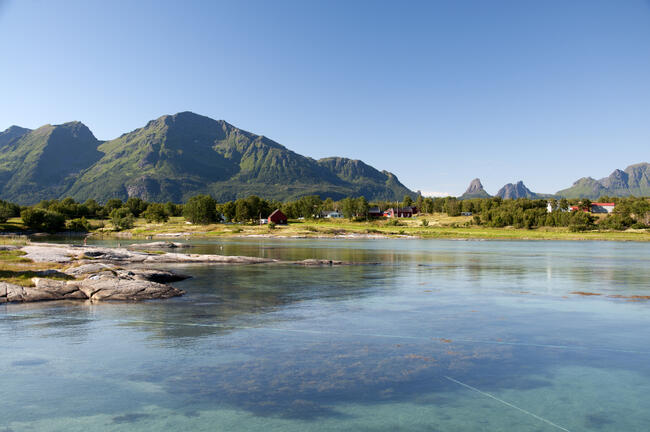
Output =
[{"x1": 268, "y1": 209, "x2": 288, "y2": 224}]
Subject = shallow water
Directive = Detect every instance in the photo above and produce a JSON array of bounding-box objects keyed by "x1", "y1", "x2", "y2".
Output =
[{"x1": 2, "y1": 239, "x2": 650, "y2": 431}]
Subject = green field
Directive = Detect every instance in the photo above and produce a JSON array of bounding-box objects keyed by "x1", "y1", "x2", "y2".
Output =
[{"x1": 76, "y1": 213, "x2": 650, "y2": 242}]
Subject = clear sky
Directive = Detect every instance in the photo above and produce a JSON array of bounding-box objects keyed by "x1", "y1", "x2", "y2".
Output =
[{"x1": 1, "y1": 0, "x2": 649, "y2": 196}]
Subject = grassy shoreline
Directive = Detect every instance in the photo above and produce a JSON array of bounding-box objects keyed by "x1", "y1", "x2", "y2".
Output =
[
  {"x1": 3, "y1": 214, "x2": 650, "y2": 242},
  {"x1": 91, "y1": 216, "x2": 650, "y2": 242}
]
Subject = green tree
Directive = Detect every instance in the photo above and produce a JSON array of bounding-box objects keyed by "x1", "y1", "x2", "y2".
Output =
[
  {"x1": 184, "y1": 195, "x2": 218, "y2": 224},
  {"x1": 21, "y1": 208, "x2": 66, "y2": 232},
  {"x1": 103, "y1": 199, "x2": 123, "y2": 217},
  {"x1": 340, "y1": 197, "x2": 356, "y2": 218},
  {"x1": 402, "y1": 195, "x2": 414, "y2": 208},
  {"x1": 126, "y1": 197, "x2": 148, "y2": 217},
  {"x1": 220, "y1": 201, "x2": 236, "y2": 222},
  {"x1": 142, "y1": 203, "x2": 169, "y2": 223},
  {"x1": 0, "y1": 200, "x2": 19, "y2": 223},
  {"x1": 355, "y1": 196, "x2": 369, "y2": 220},
  {"x1": 83, "y1": 199, "x2": 102, "y2": 218},
  {"x1": 445, "y1": 198, "x2": 461, "y2": 217},
  {"x1": 110, "y1": 207, "x2": 135, "y2": 231},
  {"x1": 235, "y1": 199, "x2": 252, "y2": 222},
  {"x1": 67, "y1": 217, "x2": 92, "y2": 232},
  {"x1": 558, "y1": 198, "x2": 569, "y2": 211},
  {"x1": 164, "y1": 201, "x2": 182, "y2": 217}
]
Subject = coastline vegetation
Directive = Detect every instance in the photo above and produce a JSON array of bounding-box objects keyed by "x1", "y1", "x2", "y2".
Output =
[{"x1": 0, "y1": 194, "x2": 648, "y2": 241}]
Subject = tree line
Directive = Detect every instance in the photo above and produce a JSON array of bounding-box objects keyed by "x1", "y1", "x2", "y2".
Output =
[{"x1": 0, "y1": 194, "x2": 648, "y2": 233}]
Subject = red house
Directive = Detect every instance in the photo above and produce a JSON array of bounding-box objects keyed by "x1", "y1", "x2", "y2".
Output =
[
  {"x1": 268, "y1": 209, "x2": 288, "y2": 224},
  {"x1": 384, "y1": 206, "x2": 417, "y2": 218}
]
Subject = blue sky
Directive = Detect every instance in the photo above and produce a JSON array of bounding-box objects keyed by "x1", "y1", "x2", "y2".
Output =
[{"x1": 1, "y1": 0, "x2": 649, "y2": 196}]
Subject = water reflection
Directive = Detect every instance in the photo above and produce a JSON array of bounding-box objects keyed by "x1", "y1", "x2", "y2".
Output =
[{"x1": 2, "y1": 239, "x2": 650, "y2": 431}]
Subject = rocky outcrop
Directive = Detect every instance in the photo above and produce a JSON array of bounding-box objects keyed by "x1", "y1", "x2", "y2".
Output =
[
  {"x1": 1, "y1": 280, "x2": 86, "y2": 303},
  {"x1": 460, "y1": 178, "x2": 491, "y2": 200},
  {"x1": 1, "y1": 267, "x2": 188, "y2": 304},
  {"x1": 73, "y1": 272, "x2": 184, "y2": 301},
  {"x1": 495, "y1": 181, "x2": 538, "y2": 199},
  {"x1": 21, "y1": 244, "x2": 277, "y2": 264},
  {"x1": 4, "y1": 243, "x2": 379, "y2": 304}
]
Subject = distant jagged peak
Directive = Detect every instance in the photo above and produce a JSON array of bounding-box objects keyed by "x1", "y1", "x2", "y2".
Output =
[
  {"x1": 496, "y1": 180, "x2": 537, "y2": 199},
  {"x1": 465, "y1": 178, "x2": 485, "y2": 194},
  {"x1": 459, "y1": 178, "x2": 491, "y2": 199}
]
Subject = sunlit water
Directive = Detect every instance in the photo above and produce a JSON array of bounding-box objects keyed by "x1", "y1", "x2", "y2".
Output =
[{"x1": 2, "y1": 239, "x2": 650, "y2": 431}]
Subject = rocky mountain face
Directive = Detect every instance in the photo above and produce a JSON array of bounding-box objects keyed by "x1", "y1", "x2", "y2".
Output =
[
  {"x1": 495, "y1": 181, "x2": 538, "y2": 199},
  {"x1": 0, "y1": 112, "x2": 414, "y2": 204},
  {"x1": 556, "y1": 162, "x2": 650, "y2": 198},
  {"x1": 459, "y1": 178, "x2": 491, "y2": 199}
]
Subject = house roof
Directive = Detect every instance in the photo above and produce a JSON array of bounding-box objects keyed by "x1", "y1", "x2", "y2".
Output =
[{"x1": 269, "y1": 209, "x2": 286, "y2": 218}]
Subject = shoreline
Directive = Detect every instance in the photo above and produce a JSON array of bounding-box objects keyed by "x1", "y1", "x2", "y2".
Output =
[
  {"x1": 4, "y1": 227, "x2": 649, "y2": 242},
  {"x1": 0, "y1": 242, "x2": 377, "y2": 304}
]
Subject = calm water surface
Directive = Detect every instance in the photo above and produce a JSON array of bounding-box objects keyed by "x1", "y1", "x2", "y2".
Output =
[{"x1": 2, "y1": 239, "x2": 650, "y2": 431}]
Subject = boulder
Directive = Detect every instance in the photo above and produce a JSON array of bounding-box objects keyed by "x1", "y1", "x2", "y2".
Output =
[
  {"x1": 76, "y1": 273, "x2": 184, "y2": 301},
  {"x1": 64, "y1": 263, "x2": 115, "y2": 276}
]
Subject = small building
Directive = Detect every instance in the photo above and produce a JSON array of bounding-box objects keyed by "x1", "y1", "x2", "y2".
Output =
[
  {"x1": 569, "y1": 203, "x2": 616, "y2": 213},
  {"x1": 384, "y1": 206, "x2": 417, "y2": 218},
  {"x1": 590, "y1": 202, "x2": 615, "y2": 214},
  {"x1": 368, "y1": 207, "x2": 383, "y2": 218},
  {"x1": 268, "y1": 209, "x2": 288, "y2": 224},
  {"x1": 320, "y1": 210, "x2": 343, "y2": 218}
]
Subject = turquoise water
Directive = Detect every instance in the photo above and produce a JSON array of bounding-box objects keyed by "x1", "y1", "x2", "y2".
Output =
[{"x1": 2, "y1": 239, "x2": 650, "y2": 431}]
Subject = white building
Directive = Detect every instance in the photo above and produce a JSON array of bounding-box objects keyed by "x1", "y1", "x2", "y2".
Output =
[{"x1": 321, "y1": 210, "x2": 343, "y2": 218}]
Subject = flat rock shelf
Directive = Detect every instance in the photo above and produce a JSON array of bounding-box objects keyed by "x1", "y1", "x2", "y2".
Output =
[{"x1": 1, "y1": 243, "x2": 377, "y2": 303}]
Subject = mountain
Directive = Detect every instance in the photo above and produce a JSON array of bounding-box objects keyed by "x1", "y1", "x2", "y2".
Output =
[
  {"x1": 0, "y1": 122, "x2": 102, "y2": 204},
  {"x1": 316, "y1": 157, "x2": 412, "y2": 201},
  {"x1": 0, "y1": 126, "x2": 31, "y2": 148},
  {"x1": 459, "y1": 178, "x2": 491, "y2": 199},
  {"x1": 495, "y1": 181, "x2": 538, "y2": 199},
  {"x1": 556, "y1": 163, "x2": 650, "y2": 198},
  {"x1": 0, "y1": 112, "x2": 415, "y2": 204}
]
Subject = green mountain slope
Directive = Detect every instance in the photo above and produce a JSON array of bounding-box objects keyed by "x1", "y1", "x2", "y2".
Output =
[
  {"x1": 0, "y1": 126, "x2": 31, "y2": 148},
  {"x1": 317, "y1": 157, "x2": 413, "y2": 201},
  {"x1": 0, "y1": 122, "x2": 102, "y2": 204},
  {"x1": 25, "y1": 111, "x2": 416, "y2": 203},
  {"x1": 556, "y1": 163, "x2": 650, "y2": 198}
]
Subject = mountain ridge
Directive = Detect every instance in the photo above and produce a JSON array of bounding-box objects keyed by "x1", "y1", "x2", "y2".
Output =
[
  {"x1": 0, "y1": 112, "x2": 415, "y2": 204},
  {"x1": 556, "y1": 162, "x2": 650, "y2": 198},
  {"x1": 496, "y1": 181, "x2": 538, "y2": 199}
]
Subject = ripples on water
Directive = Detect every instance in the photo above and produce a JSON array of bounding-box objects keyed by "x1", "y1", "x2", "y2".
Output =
[{"x1": 1, "y1": 239, "x2": 650, "y2": 431}]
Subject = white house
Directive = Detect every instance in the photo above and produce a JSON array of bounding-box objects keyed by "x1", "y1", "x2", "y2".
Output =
[{"x1": 321, "y1": 210, "x2": 343, "y2": 218}]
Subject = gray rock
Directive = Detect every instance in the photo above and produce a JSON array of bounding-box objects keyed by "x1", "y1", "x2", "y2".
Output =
[
  {"x1": 31, "y1": 278, "x2": 88, "y2": 301},
  {"x1": 0, "y1": 282, "x2": 14, "y2": 303},
  {"x1": 76, "y1": 275, "x2": 184, "y2": 301},
  {"x1": 64, "y1": 263, "x2": 115, "y2": 276}
]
